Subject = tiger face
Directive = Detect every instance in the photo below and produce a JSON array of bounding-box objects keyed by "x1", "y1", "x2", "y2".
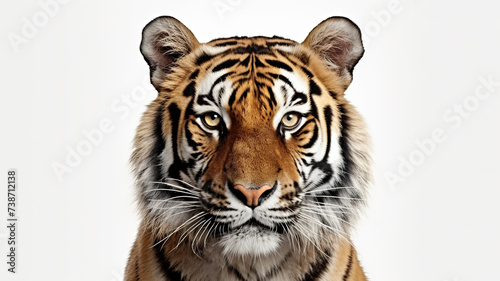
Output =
[{"x1": 131, "y1": 16, "x2": 371, "y2": 275}]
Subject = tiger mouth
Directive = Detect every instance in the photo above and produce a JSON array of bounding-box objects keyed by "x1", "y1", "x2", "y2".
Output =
[
  {"x1": 215, "y1": 218, "x2": 286, "y2": 236},
  {"x1": 242, "y1": 218, "x2": 286, "y2": 233}
]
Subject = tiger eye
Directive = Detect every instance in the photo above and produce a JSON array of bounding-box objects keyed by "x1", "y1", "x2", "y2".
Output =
[
  {"x1": 281, "y1": 113, "x2": 300, "y2": 129},
  {"x1": 203, "y1": 112, "x2": 221, "y2": 128}
]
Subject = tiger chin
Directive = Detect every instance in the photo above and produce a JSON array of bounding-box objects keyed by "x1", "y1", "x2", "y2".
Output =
[{"x1": 125, "y1": 15, "x2": 372, "y2": 281}]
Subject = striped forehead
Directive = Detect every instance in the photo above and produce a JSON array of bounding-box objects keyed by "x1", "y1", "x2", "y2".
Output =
[{"x1": 191, "y1": 39, "x2": 313, "y2": 121}]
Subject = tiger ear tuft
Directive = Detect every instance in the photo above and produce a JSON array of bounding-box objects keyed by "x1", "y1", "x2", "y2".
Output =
[
  {"x1": 141, "y1": 16, "x2": 200, "y2": 89},
  {"x1": 302, "y1": 17, "x2": 364, "y2": 87}
]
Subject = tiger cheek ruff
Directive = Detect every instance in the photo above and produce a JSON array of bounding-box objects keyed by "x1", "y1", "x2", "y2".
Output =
[{"x1": 125, "y1": 16, "x2": 372, "y2": 281}]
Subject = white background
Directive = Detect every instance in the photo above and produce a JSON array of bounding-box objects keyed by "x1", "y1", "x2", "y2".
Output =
[{"x1": 1, "y1": 0, "x2": 499, "y2": 280}]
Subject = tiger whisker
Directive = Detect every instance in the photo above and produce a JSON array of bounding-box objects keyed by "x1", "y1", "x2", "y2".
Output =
[
  {"x1": 161, "y1": 208, "x2": 198, "y2": 217},
  {"x1": 302, "y1": 186, "x2": 361, "y2": 194},
  {"x1": 149, "y1": 181, "x2": 200, "y2": 194},
  {"x1": 305, "y1": 194, "x2": 366, "y2": 201},
  {"x1": 154, "y1": 204, "x2": 199, "y2": 211},
  {"x1": 297, "y1": 213, "x2": 354, "y2": 248},
  {"x1": 292, "y1": 220, "x2": 329, "y2": 258},
  {"x1": 151, "y1": 211, "x2": 207, "y2": 249},
  {"x1": 285, "y1": 207, "x2": 304, "y2": 253},
  {"x1": 162, "y1": 212, "x2": 205, "y2": 237},
  {"x1": 164, "y1": 177, "x2": 201, "y2": 190},
  {"x1": 148, "y1": 195, "x2": 200, "y2": 202},
  {"x1": 302, "y1": 201, "x2": 356, "y2": 210},
  {"x1": 301, "y1": 206, "x2": 355, "y2": 216},
  {"x1": 301, "y1": 208, "x2": 358, "y2": 230},
  {"x1": 176, "y1": 215, "x2": 208, "y2": 249},
  {"x1": 204, "y1": 221, "x2": 217, "y2": 248},
  {"x1": 302, "y1": 202, "x2": 355, "y2": 212},
  {"x1": 144, "y1": 188, "x2": 199, "y2": 196},
  {"x1": 282, "y1": 222, "x2": 300, "y2": 254},
  {"x1": 191, "y1": 219, "x2": 211, "y2": 260}
]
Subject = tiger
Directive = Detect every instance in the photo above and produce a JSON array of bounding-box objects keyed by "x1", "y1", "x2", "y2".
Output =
[{"x1": 125, "y1": 15, "x2": 372, "y2": 281}]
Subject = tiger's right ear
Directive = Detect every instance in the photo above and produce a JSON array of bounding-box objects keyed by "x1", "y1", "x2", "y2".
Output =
[
  {"x1": 140, "y1": 16, "x2": 199, "y2": 89},
  {"x1": 302, "y1": 17, "x2": 364, "y2": 89}
]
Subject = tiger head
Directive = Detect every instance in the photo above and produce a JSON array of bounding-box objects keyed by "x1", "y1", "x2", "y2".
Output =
[{"x1": 132, "y1": 16, "x2": 371, "y2": 257}]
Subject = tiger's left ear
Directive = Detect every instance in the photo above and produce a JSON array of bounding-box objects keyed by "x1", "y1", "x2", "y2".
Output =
[
  {"x1": 302, "y1": 17, "x2": 364, "y2": 88},
  {"x1": 141, "y1": 16, "x2": 200, "y2": 90}
]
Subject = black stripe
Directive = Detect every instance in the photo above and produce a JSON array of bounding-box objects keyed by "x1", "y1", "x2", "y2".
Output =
[
  {"x1": 255, "y1": 57, "x2": 265, "y2": 67},
  {"x1": 153, "y1": 237, "x2": 184, "y2": 281},
  {"x1": 291, "y1": 92, "x2": 308, "y2": 106},
  {"x1": 217, "y1": 84, "x2": 227, "y2": 101},
  {"x1": 305, "y1": 106, "x2": 335, "y2": 191},
  {"x1": 183, "y1": 81, "x2": 196, "y2": 97},
  {"x1": 328, "y1": 91, "x2": 338, "y2": 99},
  {"x1": 135, "y1": 256, "x2": 140, "y2": 281},
  {"x1": 256, "y1": 72, "x2": 275, "y2": 84},
  {"x1": 342, "y1": 247, "x2": 354, "y2": 281},
  {"x1": 277, "y1": 49, "x2": 310, "y2": 66},
  {"x1": 233, "y1": 70, "x2": 250, "y2": 80},
  {"x1": 298, "y1": 122, "x2": 318, "y2": 149},
  {"x1": 213, "y1": 59, "x2": 240, "y2": 72},
  {"x1": 309, "y1": 90, "x2": 319, "y2": 120},
  {"x1": 265, "y1": 86, "x2": 276, "y2": 110},
  {"x1": 302, "y1": 250, "x2": 331, "y2": 281},
  {"x1": 183, "y1": 98, "x2": 208, "y2": 174},
  {"x1": 189, "y1": 69, "x2": 200, "y2": 80},
  {"x1": 237, "y1": 89, "x2": 248, "y2": 103},
  {"x1": 228, "y1": 88, "x2": 238, "y2": 107},
  {"x1": 294, "y1": 126, "x2": 310, "y2": 138},
  {"x1": 301, "y1": 66, "x2": 313, "y2": 78},
  {"x1": 227, "y1": 265, "x2": 245, "y2": 281},
  {"x1": 240, "y1": 55, "x2": 251, "y2": 67},
  {"x1": 213, "y1": 40, "x2": 239, "y2": 47},
  {"x1": 223, "y1": 255, "x2": 245, "y2": 281},
  {"x1": 194, "y1": 163, "x2": 206, "y2": 182},
  {"x1": 230, "y1": 44, "x2": 273, "y2": 55},
  {"x1": 322, "y1": 106, "x2": 333, "y2": 161},
  {"x1": 184, "y1": 121, "x2": 202, "y2": 150},
  {"x1": 337, "y1": 103, "x2": 353, "y2": 186},
  {"x1": 167, "y1": 103, "x2": 182, "y2": 178},
  {"x1": 209, "y1": 72, "x2": 233, "y2": 96},
  {"x1": 269, "y1": 73, "x2": 296, "y2": 92},
  {"x1": 266, "y1": 59, "x2": 293, "y2": 72},
  {"x1": 267, "y1": 86, "x2": 277, "y2": 107},
  {"x1": 266, "y1": 40, "x2": 294, "y2": 47},
  {"x1": 196, "y1": 52, "x2": 213, "y2": 65},
  {"x1": 314, "y1": 161, "x2": 334, "y2": 180},
  {"x1": 295, "y1": 52, "x2": 310, "y2": 65},
  {"x1": 196, "y1": 95, "x2": 213, "y2": 106},
  {"x1": 309, "y1": 80, "x2": 322, "y2": 95},
  {"x1": 150, "y1": 104, "x2": 166, "y2": 182}
]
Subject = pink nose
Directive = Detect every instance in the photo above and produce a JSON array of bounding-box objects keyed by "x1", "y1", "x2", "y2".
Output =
[{"x1": 233, "y1": 184, "x2": 273, "y2": 207}]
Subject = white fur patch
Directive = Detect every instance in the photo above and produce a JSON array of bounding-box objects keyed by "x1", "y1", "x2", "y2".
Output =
[
  {"x1": 272, "y1": 71, "x2": 310, "y2": 131},
  {"x1": 219, "y1": 225, "x2": 282, "y2": 257},
  {"x1": 192, "y1": 70, "x2": 233, "y2": 131}
]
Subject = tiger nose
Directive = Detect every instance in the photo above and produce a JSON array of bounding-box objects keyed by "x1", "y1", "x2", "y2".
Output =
[{"x1": 232, "y1": 184, "x2": 274, "y2": 207}]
